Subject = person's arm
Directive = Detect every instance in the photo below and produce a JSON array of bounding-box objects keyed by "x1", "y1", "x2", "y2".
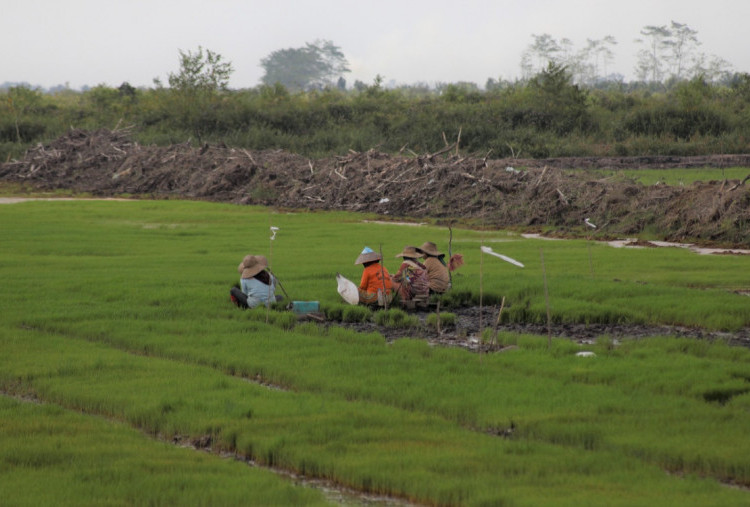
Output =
[
  {"x1": 391, "y1": 262, "x2": 406, "y2": 282},
  {"x1": 359, "y1": 268, "x2": 370, "y2": 291}
]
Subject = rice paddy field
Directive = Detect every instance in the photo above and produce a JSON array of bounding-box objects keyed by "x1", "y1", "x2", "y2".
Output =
[{"x1": 1, "y1": 198, "x2": 750, "y2": 506}]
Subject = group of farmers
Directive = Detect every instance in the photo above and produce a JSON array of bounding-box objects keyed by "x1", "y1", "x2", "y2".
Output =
[
  {"x1": 354, "y1": 241, "x2": 455, "y2": 306},
  {"x1": 231, "y1": 241, "x2": 461, "y2": 310}
]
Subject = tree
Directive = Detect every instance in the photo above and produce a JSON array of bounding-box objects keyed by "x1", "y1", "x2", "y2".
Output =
[
  {"x1": 635, "y1": 25, "x2": 672, "y2": 83},
  {"x1": 583, "y1": 36, "x2": 618, "y2": 85},
  {"x1": 520, "y1": 34, "x2": 617, "y2": 86},
  {"x1": 696, "y1": 55, "x2": 733, "y2": 84},
  {"x1": 634, "y1": 22, "x2": 725, "y2": 84},
  {"x1": 166, "y1": 46, "x2": 233, "y2": 92},
  {"x1": 260, "y1": 40, "x2": 350, "y2": 91},
  {"x1": 667, "y1": 21, "x2": 700, "y2": 81},
  {"x1": 3, "y1": 85, "x2": 44, "y2": 143},
  {"x1": 528, "y1": 62, "x2": 590, "y2": 133},
  {"x1": 161, "y1": 47, "x2": 234, "y2": 142},
  {"x1": 520, "y1": 34, "x2": 561, "y2": 79}
]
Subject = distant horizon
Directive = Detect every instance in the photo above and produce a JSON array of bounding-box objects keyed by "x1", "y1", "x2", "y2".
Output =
[{"x1": 3, "y1": 0, "x2": 748, "y2": 91}]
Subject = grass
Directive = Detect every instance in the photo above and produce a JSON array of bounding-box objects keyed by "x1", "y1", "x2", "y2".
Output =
[
  {"x1": 570, "y1": 166, "x2": 750, "y2": 186},
  {"x1": 1, "y1": 199, "x2": 750, "y2": 505}
]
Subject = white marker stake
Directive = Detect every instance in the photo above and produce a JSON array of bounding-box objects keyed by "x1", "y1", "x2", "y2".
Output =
[
  {"x1": 480, "y1": 246, "x2": 524, "y2": 268},
  {"x1": 267, "y1": 226, "x2": 279, "y2": 323}
]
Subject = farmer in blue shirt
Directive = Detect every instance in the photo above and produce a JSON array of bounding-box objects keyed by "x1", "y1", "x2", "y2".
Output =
[{"x1": 235, "y1": 254, "x2": 277, "y2": 308}]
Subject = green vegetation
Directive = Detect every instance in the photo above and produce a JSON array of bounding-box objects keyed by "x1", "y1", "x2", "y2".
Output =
[
  {"x1": 425, "y1": 311, "x2": 457, "y2": 330},
  {"x1": 0, "y1": 397, "x2": 328, "y2": 506},
  {"x1": 1, "y1": 200, "x2": 750, "y2": 505},
  {"x1": 581, "y1": 166, "x2": 750, "y2": 186},
  {"x1": 3, "y1": 69, "x2": 750, "y2": 163}
]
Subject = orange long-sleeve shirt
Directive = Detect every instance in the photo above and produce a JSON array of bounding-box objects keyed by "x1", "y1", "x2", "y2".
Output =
[{"x1": 359, "y1": 263, "x2": 392, "y2": 294}]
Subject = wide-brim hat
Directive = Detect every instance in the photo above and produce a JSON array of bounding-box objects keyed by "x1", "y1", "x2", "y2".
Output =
[
  {"x1": 417, "y1": 241, "x2": 442, "y2": 257},
  {"x1": 240, "y1": 254, "x2": 268, "y2": 278},
  {"x1": 395, "y1": 245, "x2": 420, "y2": 259},
  {"x1": 355, "y1": 246, "x2": 381, "y2": 265}
]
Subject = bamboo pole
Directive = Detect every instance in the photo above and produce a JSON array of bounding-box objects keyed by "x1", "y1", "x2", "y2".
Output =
[{"x1": 379, "y1": 243, "x2": 388, "y2": 310}]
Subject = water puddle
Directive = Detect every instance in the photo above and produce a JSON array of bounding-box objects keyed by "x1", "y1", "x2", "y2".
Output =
[
  {"x1": 607, "y1": 238, "x2": 750, "y2": 256},
  {"x1": 522, "y1": 233, "x2": 750, "y2": 256}
]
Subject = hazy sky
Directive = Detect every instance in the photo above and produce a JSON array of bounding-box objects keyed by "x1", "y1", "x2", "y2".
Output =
[{"x1": 3, "y1": 0, "x2": 748, "y2": 90}]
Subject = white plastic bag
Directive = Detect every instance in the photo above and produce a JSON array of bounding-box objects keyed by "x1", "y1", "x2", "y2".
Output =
[{"x1": 336, "y1": 273, "x2": 359, "y2": 305}]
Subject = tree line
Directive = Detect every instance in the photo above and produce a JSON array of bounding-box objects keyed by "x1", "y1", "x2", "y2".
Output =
[
  {"x1": 1, "y1": 28, "x2": 749, "y2": 163},
  {"x1": 516, "y1": 21, "x2": 733, "y2": 88}
]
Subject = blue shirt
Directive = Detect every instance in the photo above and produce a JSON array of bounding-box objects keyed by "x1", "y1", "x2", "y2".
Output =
[{"x1": 240, "y1": 275, "x2": 277, "y2": 308}]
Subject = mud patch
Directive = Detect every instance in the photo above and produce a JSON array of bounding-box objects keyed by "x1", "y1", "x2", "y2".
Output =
[{"x1": 332, "y1": 305, "x2": 750, "y2": 351}]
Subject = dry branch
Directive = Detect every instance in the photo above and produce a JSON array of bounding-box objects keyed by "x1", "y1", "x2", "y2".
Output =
[{"x1": 728, "y1": 174, "x2": 750, "y2": 191}]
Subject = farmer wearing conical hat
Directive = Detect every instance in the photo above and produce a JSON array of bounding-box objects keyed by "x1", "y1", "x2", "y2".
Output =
[
  {"x1": 355, "y1": 247, "x2": 393, "y2": 305},
  {"x1": 416, "y1": 241, "x2": 453, "y2": 294},
  {"x1": 390, "y1": 245, "x2": 430, "y2": 302},
  {"x1": 232, "y1": 254, "x2": 277, "y2": 309}
]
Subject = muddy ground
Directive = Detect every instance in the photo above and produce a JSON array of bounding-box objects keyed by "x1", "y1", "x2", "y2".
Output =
[
  {"x1": 2, "y1": 128, "x2": 750, "y2": 246},
  {"x1": 329, "y1": 304, "x2": 750, "y2": 351},
  {"x1": 3, "y1": 128, "x2": 750, "y2": 346}
]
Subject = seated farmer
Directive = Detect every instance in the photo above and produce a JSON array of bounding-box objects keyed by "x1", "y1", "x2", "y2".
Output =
[
  {"x1": 390, "y1": 245, "x2": 430, "y2": 302},
  {"x1": 355, "y1": 246, "x2": 393, "y2": 306},
  {"x1": 235, "y1": 254, "x2": 277, "y2": 308},
  {"x1": 417, "y1": 241, "x2": 451, "y2": 294}
]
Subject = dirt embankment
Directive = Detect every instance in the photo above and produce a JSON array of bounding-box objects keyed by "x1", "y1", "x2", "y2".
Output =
[{"x1": 2, "y1": 128, "x2": 750, "y2": 246}]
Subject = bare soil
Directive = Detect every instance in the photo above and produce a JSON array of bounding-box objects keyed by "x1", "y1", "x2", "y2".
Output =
[{"x1": 2, "y1": 128, "x2": 750, "y2": 246}]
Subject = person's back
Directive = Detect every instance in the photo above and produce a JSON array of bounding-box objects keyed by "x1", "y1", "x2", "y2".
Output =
[
  {"x1": 237, "y1": 254, "x2": 277, "y2": 308},
  {"x1": 355, "y1": 246, "x2": 392, "y2": 306},
  {"x1": 391, "y1": 246, "x2": 430, "y2": 301},
  {"x1": 241, "y1": 271, "x2": 276, "y2": 308},
  {"x1": 422, "y1": 256, "x2": 450, "y2": 293},
  {"x1": 418, "y1": 242, "x2": 451, "y2": 293}
]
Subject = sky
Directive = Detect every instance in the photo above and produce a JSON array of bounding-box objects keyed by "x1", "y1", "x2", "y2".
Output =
[{"x1": 3, "y1": 0, "x2": 749, "y2": 90}]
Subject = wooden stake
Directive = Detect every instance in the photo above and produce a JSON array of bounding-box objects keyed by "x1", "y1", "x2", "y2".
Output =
[
  {"x1": 448, "y1": 223, "x2": 453, "y2": 286},
  {"x1": 493, "y1": 296, "x2": 506, "y2": 347},
  {"x1": 266, "y1": 217, "x2": 273, "y2": 324},
  {"x1": 479, "y1": 237, "x2": 484, "y2": 333},
  {"x1": 379, "y1": 243, "x2": 388, "y2": 310}
]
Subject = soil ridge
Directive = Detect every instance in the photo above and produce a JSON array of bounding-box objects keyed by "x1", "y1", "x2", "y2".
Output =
[{"x1": 2, "y1": 128, "x2": 750, "y2": 246}]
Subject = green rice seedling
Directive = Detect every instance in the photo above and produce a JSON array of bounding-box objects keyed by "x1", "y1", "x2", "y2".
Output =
[
  {"x1": 3, "y1": 200, "x2": 750, "y2": 504},
  {"x1": 242, "y1": 307, "x2": 297, "y2": 330},
  {"x1": 425, "y1": 312, "x2": 456, "y2": 330},
  {"x1": 294, "y1": 322, "x2": 327, "y2": 337},
  {"x1": 0, "y1": 397, "x2": 329, "y2": 506},
  {"x1": 341, "y1": 305, "x2": 371, "y2": 323},
  {"x1": 372, "y1": 308, "x2": 421, "y2": 329},
  {"x1": 322, "y1": 302, "x2": 346, "y2": 321},
  {"x1": 433, "y1": 289, "x2": 473, "y2": 308},
  {"x1": 495, "y1": 331, "x2": 519, "y2": 347}
]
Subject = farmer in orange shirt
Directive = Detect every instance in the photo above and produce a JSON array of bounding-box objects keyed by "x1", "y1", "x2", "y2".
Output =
[{"x1": 355, "y1": 246, "x2": 393, "y2": 306}]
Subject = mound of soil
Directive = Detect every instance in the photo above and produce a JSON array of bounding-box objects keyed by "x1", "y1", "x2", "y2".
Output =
[{"x1": 2, "y1": 128, "x2": 750, "y2": 246}]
